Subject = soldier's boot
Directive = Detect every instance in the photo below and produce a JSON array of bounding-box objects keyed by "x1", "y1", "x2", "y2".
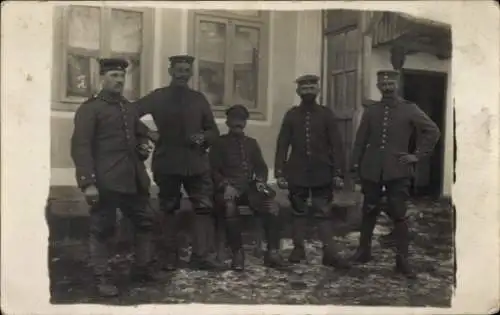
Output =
[
  {"x1": 317, "y1": 219, "x2": 351, "y2": 270},
  {"x1": 262, "y1": 213, "x2": 288, "y2": 268},
  {"x1": 130, "y1": 232, "x2": 160, "y2": 283},
  {"x1": 393, "y1": 220, "x2": 417, "y2": 279},
  {"x1": 351, "y1": 210, "x2": 379, "y2": 264},
  {"x1": 380, "y1": 230, "x2": 397, "y2": 249},
  {"x1": 225, "y1": 216, "x2": 245, "y2": 271},
  {"x1": 89, "y1": 235, "x2": 119, "y2": 297},
  {"x1": 288, "y1": 216, "x2": 307, "y2": 263},
  {"x1": 161, "y1": 213, "x2": 179, "y2": 271},
  {"x1": 190, "y1": 214, "x2": 226, "y2": 270}
]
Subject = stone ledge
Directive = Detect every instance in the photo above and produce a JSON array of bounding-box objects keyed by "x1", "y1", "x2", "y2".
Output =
[{"x1": 46, "y1": 185, "x2": 363, "y2": 245}]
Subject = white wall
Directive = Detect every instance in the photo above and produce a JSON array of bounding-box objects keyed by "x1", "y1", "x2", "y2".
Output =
[
  {"x1": 370, "y1": 47, "x2": 453, "y2": 197},
  {"x1": 50, "y1": 10, "x2": 321, "y2": 188}
]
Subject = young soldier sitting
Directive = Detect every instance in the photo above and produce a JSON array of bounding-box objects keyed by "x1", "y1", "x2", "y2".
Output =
[{"x1": 209, "y1": 105, "x2": 287, "y2": 271}]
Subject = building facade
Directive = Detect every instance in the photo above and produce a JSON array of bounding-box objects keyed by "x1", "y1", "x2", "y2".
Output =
[{"x1": 50, "y1": 5, "x2": 453, "y2": 204}]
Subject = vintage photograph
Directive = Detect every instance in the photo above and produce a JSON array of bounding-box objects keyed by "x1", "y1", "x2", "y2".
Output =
[{"x1": 46, "y1": 4, "x2": 455, "y2": 306}]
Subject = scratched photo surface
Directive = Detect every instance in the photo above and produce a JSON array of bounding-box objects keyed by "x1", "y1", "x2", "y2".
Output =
[{"x1": 2, "y1": 1, "x2": 499, "y2": 315}]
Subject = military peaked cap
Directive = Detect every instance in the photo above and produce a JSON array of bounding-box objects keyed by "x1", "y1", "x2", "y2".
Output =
[
  {"x1": 169, "y1": 54, "x2": 195, "y2": 66},
  {"x1": 226, "y1": 104, "x2": 249, "y2": 120},
  {"x1": 295, "y1": 74, "x2": 320, "y2": 85},
  {"x1": 377, "y1": 70, "x2": 400, "y2": 83},
  {"x1": 99, "y1": 58, "x2": 128, "y2": 75}
]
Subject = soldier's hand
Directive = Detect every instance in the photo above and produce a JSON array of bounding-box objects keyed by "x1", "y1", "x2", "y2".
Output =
[
  {"x1": 255, "y1": 181, "x2": 266, "y2": 192},
  {"x1": 148, "y1": 130, "x2": 160, "y2": 143},
  {"x1": 137, "y1": 143, "x2": 153, "y2": 158},
  {"x1": 276, "y1": 177, "x2": 288, "y2": 190},
  {"x1": 190, "y1": 133, "x2": 205, "y2": 146},
  {"x1": 83, "y1": 185, "x2": 99, "y2": 205},
  {"x1": 333, "y1": 176, "x2": 344, "y2": 190},
  {"x1": 398, "y1": 153, "x2": 419, "y2": 164},
  {"x1": 350, "y1": 164, "x2": 361, "y2": 183},
  {"x1": 224, "y1": 184, "x2": 239, "y2": 201}
]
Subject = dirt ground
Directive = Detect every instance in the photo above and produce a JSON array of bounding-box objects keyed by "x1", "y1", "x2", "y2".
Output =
[{"x1": 49, "y1": 198, "x2": 454, "y2": 307}]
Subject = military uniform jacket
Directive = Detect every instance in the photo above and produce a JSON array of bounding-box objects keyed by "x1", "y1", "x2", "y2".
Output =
[
  {"x1": 209, "y1": 133, "x2": 268, "y2": 192},
  {"x1": 71, "y1": 91, "x2": 151, "y2": 195},
  {"x1": 351, "y1": 96, "x2": 441, "y2": 182},
  {"x1": 134, "y1": 85, "x2": 220, "y2": 176},
  {"x1": 274, "y1": 103, "x2": 345, "y2": 187}
]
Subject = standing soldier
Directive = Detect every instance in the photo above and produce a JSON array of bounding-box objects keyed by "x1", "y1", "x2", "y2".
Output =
[
  {"x1": 274, "y1": 74, "x2": 350, "y2": 269},
  {"x1": 210, "y1": 105, "x2": 287, "y2": 271},
  {"x1": 134, "y1": 55, "x2": 223, "y2": 271},
  {"x1": 71, "y1": 58, "x2": 157, "y2": 297},
  {"x1": 350, "y1": 70, "x2": 441, "y2": 279}
]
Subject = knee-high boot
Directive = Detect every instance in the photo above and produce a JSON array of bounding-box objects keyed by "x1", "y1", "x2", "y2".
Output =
[
  {"x1": 261, "y1": 212, "x2": 287, "y2": 267},
  {"x1": 190, "y1": 214, "x2": 226, "y2": 270},
  {"x1": 393, "y1": 219, "x2": 416, "y2": 279},
  {"x1": 161, "y1": 212, "x2": 179, "y2": 271},
  {"x1": 288, "y1": 216, "x2": 308, "y2": 263},
  {"x1": 317, "y1": 219, "x2": 351, "y2": 269},
  {"x1": 89, "y1": 234, "x2": 118, "y2": 297},
  {"x1": 351, "y1": 209, "x2": 380, "y2": 263}
]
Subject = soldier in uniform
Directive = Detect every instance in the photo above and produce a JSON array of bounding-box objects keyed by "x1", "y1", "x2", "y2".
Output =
[
  {"x1": 274, "y1": 74, "x2": 350, "y2": 269},
  {"x1": 71, "y1": 58, "x2": 157, "y2": 297},
  {"x1": 350, "y1": 70, "x2": 441, "y2": 279},
  {"x1": 209, "y1": 105, "x2": 287, "y2": 271},
  {"x1": 134, "y1": 55, "x2": 223, "y2": 271}
]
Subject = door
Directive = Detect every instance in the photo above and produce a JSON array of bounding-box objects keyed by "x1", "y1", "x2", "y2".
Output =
[
  {"x1": 323, "y1": 10, "x2": 363, "y2": 189},
  {"x1": 402, "y1": 70, "x2": 447, "y2": 197}
]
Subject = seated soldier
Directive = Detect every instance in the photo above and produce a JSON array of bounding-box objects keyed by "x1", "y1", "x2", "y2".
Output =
[{"x1": 209, "y1": 105, "x2": 287, "y2": 271}]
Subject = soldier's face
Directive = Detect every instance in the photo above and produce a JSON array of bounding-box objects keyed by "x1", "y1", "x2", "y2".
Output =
[
  {"x1": 102, "y1": 70, "x2": 126, "y2": 93},
  {"x1": 169, "y1": 62, "x2": 193, "y2": 86},
  {"x1": 226, "y1": 117, "x2": 247, "y2": 135},
  {"x1": 377, "y1": 81, "x2": 397, "y2": 95},
  {"x1": 297, "y1": 83, "x2": 319, "y2": 102}
]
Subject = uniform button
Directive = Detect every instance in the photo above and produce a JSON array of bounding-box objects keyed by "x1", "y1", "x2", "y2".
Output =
[
  {"x1": 382, "y1": 134, "x2": 386, "y2": 138},
  {"x1": 381, "y1": 146, "x2": 385, "y2": 149}
]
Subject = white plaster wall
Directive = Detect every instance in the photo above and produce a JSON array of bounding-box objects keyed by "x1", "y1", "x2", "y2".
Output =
[{"x1": 50, "y1": 10, "x2": 323, "y2": 187}]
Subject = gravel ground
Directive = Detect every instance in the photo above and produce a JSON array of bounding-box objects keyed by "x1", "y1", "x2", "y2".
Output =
[{"x1": 49, "y1": 198, "x2": 454, "y2": 307}]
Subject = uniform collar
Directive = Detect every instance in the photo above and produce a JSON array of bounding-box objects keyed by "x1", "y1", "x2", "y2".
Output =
[
  {"x1": 227, "y1": 131, "x2": 246, "y2": 139},
  {"x1": 96, "y1": 90, "x2": 127, "y2": 104},
  {"x1": 298, "y1": 102, "x2": 319, "y2": 111},
  {"x1": 380, "y1": 95, "x2": 401, "y2": 107}
]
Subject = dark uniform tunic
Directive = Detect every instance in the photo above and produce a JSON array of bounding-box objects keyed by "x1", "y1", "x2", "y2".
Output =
[
  {"x1": 274, "y1": 102, "x2": 345, "y2": 216},
  {"x1": 71, "y1": 90, "x2": 153, "y2": 239},
  {"x1": 352, "y1": 96, "x2": 441, "y2": 219},
  {"x1": 210, "y1": 133, "x2": 277, "y2": 216},
  {"x1": 134, "y1": 85, "x2": 220, "y2": 213}
]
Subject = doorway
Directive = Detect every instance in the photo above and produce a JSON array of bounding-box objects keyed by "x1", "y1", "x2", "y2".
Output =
[{"x1": 402, "y1": 69, "x2": 447, "y2": 198}]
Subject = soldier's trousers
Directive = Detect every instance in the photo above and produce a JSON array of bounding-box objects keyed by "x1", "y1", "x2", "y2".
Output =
[
  {"x1": 89, "y1": 190, "x2": 154, "y2": 277},
  {"x1": 358, "y1": 178, "x2": 411, "y2": 257},
  {"x1": 154, "y1": 172, "x2": 216, "y2": 259},
  {"x1": 287, "y1": 183, "x2": 342, "y2": 255},
  {"x1": 214, "y1": 184, "x2": 281, "y2": 253}
]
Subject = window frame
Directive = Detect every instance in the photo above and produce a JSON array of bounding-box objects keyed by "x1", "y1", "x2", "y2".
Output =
[
  {"x1": 187, "y1": 10, "x2": 270, "y2": 121},
  {"x1": 53, "y1": 4, "x2": 154, "y2": 111}
]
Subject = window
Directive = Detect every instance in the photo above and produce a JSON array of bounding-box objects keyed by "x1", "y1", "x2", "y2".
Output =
[
  {"x1": 57, "y1": 5, "x2": 152, "y2": 108},
  {"x1": 188, "y1": 10, "x2": 270, "y2": 120},
  {"x1": 328, "y1": 28, "x2": 360, "y2": 115}
]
